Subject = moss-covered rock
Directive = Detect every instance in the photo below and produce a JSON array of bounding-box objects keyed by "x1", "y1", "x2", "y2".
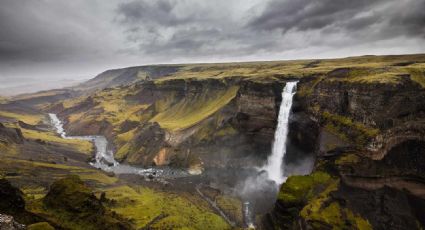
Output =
[
  {"x1": 277, "y1": 172, "x2": 332, "y2": 205},
  {"x1": 42, "y1": 175, "x2": 132, "y2": 230},
  {"x1": 27, "y1": 222, "x2": 55, "y2": 230}
]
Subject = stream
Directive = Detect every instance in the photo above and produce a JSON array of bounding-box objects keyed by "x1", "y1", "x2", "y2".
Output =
[{"x1": 48, "y1": 113, "x2": 189, "y2": 179}]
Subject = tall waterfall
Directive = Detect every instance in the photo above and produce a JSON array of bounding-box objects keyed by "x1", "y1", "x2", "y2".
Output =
[{"x1": 263, "y1": 81, "x2": 298, "y2": 184}]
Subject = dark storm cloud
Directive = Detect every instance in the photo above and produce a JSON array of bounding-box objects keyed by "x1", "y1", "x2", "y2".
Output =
[
  {"x1": 117, "y1": 0, "x2": 188, "y2": 26},
  {"x1": 248, "y1": 0, "x2": 384, "y2": 31},
  {"x1": 0, "y1": 0, "x2": 425, "y2": 95},
  {"x1": 249, "y1": 0, "x2": 425, "y2": 38}
]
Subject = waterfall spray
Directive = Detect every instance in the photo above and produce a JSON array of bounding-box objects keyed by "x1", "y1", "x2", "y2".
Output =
[{"x1": 263, "y1": 81, "x2": 298, "y2": 184}]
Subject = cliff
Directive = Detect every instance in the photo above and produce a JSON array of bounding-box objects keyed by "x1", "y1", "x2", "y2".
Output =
[
  {"x1": 267, "y1": 62, "x2": 425, "y2": 229},
  {"x1": 20, "y1": 53, "x2": 424, "y2": 229}
]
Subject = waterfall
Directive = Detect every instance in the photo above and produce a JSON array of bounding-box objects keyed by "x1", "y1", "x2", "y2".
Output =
[
  {"x1": 243, "y1": 201, "x2": 254, "y2": 228},
  {"x1": 263, "y1": 81, "x2": 298, "y2": 184}
]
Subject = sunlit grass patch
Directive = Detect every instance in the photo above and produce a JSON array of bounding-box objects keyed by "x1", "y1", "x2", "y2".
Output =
[
  {"x1": 408, "y1": 68, "x2": 425, "y2": 88},
  {"x1": 0, "y1": 111, "x2": 43, "y2": 125},
  {"x1": 21, "y1": 128, "x2": 93, "y2": 154},
  {"x1": 104, "y1": 185, "x2": 230, "y2": 229},
  {"x1": 151, "y1": 86, "x2": 239, "y2": 131}
]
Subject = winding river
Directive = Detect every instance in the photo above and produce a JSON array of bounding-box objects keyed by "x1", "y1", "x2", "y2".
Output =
[{"x1": 48, "y1": 113, "x2": 188, "y2": 178}]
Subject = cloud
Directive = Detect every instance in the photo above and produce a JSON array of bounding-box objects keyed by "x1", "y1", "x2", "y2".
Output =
[
  {"x1": 248, "y1": 0, "x2": 425, "y2": 38},
  {"x1": 0, "y1": 0, "x2": 424, "y2": 93}
]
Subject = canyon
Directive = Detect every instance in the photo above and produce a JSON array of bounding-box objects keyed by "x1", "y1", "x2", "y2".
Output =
[{"x1": 0, "y1": 54, "x2": 424, "y2": 229}]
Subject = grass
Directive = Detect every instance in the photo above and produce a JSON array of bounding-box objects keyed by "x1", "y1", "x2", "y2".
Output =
[
  {"x1": 0, "y1": 142, "x2": 18, "y2": 155},
  {"x1": 0, "y1": 111, "x2": 44, "y2": 125},
  {"x1": 27, "y1": 222, "x2": 55, "y2": 230},
  {"x1": 408, "y1": 68, "x2": 425, "y2": 88},
  {"x1": 151, "y1": 86, "x2": 239, "y2": 131},
  {"x1": 335, "y1": 153, "x2": 360, "y2": 165},
  {"x1": 322, "y1": 111, "x2": 379, "y2": 147},
  {"x1": 153, "y1": 54, "x2": 425, "y2": 84},
  {"x1": 216, "y1": 195, "x2": 243, "y2": 224},
  {"x1": 277, "y1": 172, "x2": 332, "y2": 205},
  {"x1": 28, "y1": 175, "x2": 132, "y2": 230},
  {"x1": 21, "y1": 128, "x2": 93, "y2": 154},
  {"x1": 103, "y1": 185, "x2": 230, "y2": 229}
]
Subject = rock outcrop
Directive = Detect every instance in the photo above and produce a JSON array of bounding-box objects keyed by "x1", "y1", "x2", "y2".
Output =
[
  {"x1": 0, "y1": 214, "x2": 25, "y2": 230},
  {"x1": 267, "y1": 72, "x2": 425, "y2": 229}
]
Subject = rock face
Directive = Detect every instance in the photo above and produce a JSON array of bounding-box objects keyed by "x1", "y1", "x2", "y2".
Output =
[
  {"x1": 0, "y1": 123, "x2": 24, "y2": 145},
  {"x1": 0, "y1": 179, "x2": 42, "y2": 226},
  {"x1": 0, "y1": 179, "x2": 25, "y2": 215},
  {"x1": 57, "y1": 78, "x2": 302, "y2": 169},
  {"x1": 267, "y1": 74, "x2": 425, "y2": 229},
  {"x1": 43, "y1": 175, "x2": 132, "y2": 230}
]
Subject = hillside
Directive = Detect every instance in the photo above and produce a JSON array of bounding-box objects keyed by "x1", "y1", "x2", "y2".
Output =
[{"x1": 0, "y1": 53, "x2": 424, "y2": 229}]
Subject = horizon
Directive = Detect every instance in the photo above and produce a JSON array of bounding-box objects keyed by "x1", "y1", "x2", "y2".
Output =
[
  {"x1": 1, "y1": 0, "x2": 424, "y2": 94},
  {"x1": 1, "y1": 52, "x2": 424, "y2": 96}
]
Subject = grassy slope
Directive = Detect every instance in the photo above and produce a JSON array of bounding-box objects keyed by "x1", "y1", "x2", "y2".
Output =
[
  {"x1": 103, "y1": 185, "x2": 230, "y2": 229},
  {"x1": 151, "y1": 86, "x2": 239, "y2": 131},
  {"x1": 54, "y1": 54, "x2": 425, "y2": 166},
  {"x1": 0, "y1": 111, "x2": 93, "y2": 154},
  {"x1": 153, "y1": 54, "x2": 425, "y2": 85}
]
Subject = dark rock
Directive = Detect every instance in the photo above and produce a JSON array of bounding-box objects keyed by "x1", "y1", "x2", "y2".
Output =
[
  {"x1": 0, "y1": 179, "x2": 25, "y2": 214},
  {"x1": 43, "y1": 175, "x2": 132, "y2": 230},
  {"x1": 0, "y1": 123, "x2": 24, "y2": 144},
  {"x1": 332, "y1": 183, "x2": 424, "y2": 230}
]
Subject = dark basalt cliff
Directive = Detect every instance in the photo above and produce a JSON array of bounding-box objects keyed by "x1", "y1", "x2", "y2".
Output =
[
  {"x1": 266, "y1": 74, "x2": 425, "y2": 229},
  {"x1": 57, "y1": 78, "x2": 287, "y2": 169}
]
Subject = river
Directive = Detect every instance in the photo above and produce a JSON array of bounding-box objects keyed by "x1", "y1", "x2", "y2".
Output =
[{"x1": 48, "y1": 113, "x2": 188, "y2": 178}]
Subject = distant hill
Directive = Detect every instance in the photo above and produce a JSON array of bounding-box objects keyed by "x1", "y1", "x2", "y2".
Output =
[{"x1": 72, "y1": 65, "x2": 183, "y2": 92}]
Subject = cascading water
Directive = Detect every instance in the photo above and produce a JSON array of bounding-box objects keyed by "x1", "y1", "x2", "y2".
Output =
[
  {"x1": 263, "y1": 81, "x2": 298, "y2": 184},
  {"x1": 48, "y1": 113, "x2": 188, "y2": 178}
]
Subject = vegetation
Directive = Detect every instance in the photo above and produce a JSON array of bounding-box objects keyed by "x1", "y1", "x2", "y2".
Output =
[
  {"x1": 408, "y1": 68, "x2": 425, "y2": 88},
  {"x1": 300, "y1": 181, "x2": 372, "y2": 230},
  {"x1": 322, "y1": 111, "x2": 379, "y2": 147},
  {"x1": 21, "y1": 128, "x2": 93, "y2": 153},
  {"x1": 29, "y1": 175, "x2": 132, "y2": 230},
  {"x1": 27, "y1": 222, "x2": 55, "y2": 230},
  {"x1": 0, "y1": 111, "x2": 43, "y2": 125},
  {"x1": 103, "y1": 185, "x2": 230, "y2": 229},
  {"x1": 151, "y1": 86, "x2": 239, "y2": 131},
  {"x1": 335, "y1": 153, "x2": 360, "y2": 165},
  {"x1": 277, "y1": 172, "x2": 332, "y2": 205}
]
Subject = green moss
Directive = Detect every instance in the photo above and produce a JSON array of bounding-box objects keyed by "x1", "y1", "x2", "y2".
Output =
[
  {"x1": 151, "y1": 86, "x2": 239, "y2": 131},
  {"x1": 27, "y1": 222, "x2": 55, "y2": 230},
  {"x1": 335, "y1": 154, "x2": 360, "y2": 165},
  {"x1": 104, "y1": 185, "x2": 230, "y2": 229},
  {"x1": 216, "y1": 195, "x2": 243, "y2": 225},
  {"x1": 298, "y1": 76, "x2": 323, "y2": 97},
  {"x1": 300, "y1": 180, "x2": 372, "y2": 230},
  {"x1": 216, "y1": 126, "x2": 237, "y2": 137},
  {"x1": 303, "y1": 201, "x2": 372, "y2": 230},
  {"x1": 408, "y1": 68, "x2": 425, "y2": 88},
  {"x1": 277, "y1": 172, "x2": 332, "y2": 205},
  {"x1": 322, "y1": 111, "x2": 379, "y2": 147},
  {"x1": 21, "y1": 128, "x2": 93, "y2": 154},
  {"x1": 35, "y1": 175, "x2": 131, "y2": 230}
]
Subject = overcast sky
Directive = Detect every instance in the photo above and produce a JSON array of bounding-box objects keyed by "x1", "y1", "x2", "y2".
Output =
[{"x1": 0, "y1": 0, "x2": 424, "y2": 94}]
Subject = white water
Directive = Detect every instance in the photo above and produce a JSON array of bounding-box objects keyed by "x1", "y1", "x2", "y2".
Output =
[
  {"x1": 243, "y1": 201, "x2": 255, "y2": 228},
  {"x1": 48, "y1": 113, "x2": 187, "y2": 178},
  {"x1": 263, "y1": 82, "x2": 298, "y2": 184}
]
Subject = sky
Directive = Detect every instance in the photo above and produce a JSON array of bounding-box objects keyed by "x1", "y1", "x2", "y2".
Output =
[{"x1": 0, "y1": 0, "x2": 424, "y2": 94}]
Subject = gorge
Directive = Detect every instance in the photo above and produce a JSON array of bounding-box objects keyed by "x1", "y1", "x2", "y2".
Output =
[{"x1": 0, "y1": 54, "x2": 425, "y2": 229}]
